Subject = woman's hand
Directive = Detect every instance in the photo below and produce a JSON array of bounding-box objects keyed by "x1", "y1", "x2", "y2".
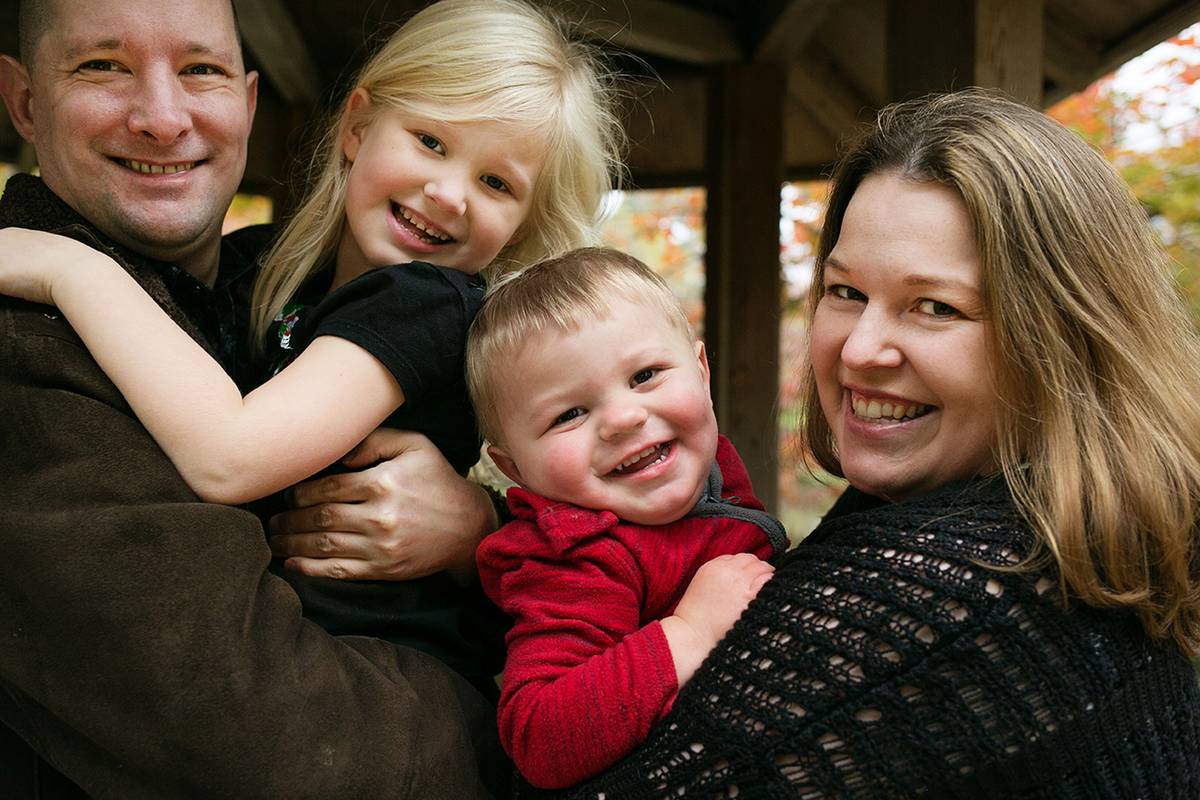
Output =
[
  {"x1": 0, "y1": 227, "x2": 100, "y2": 305},
  {"x1": 268, "y1": 428, "x2": 499, "y2": 583},
  {"x1": 661, "y1": 553, "x2": 775, "y2": 687}
]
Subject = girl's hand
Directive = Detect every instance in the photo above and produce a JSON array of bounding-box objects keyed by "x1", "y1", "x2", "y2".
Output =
[{"x1": 0, "y1": 228, "x2": 104, "y2": 305}]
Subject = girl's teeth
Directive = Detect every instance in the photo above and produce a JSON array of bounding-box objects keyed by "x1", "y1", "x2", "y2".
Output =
[
  {"x1": 851, "y1": 396, "x2": 929, "y2": 422},
  {"x1": 398, "y1": 207, "x2": 451, "y2": 242}
]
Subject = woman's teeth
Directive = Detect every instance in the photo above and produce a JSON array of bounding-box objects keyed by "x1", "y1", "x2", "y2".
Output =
[
  {"x1": 852, "y1": 396, "x2": 930, "y2": 422},
  {"x1": 612, "y1": 443, "x2": 668, "y2": 474},
  {"x1": 397, "y1": 206, "x2": 452, "y2": 243}
]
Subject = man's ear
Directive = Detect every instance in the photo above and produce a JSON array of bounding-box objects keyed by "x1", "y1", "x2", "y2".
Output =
[
  {"x1": 244, "y1": 69, "x2": 260, "y2": 126},
  {"x1": 0, "y1": 55, "x2": 37, "y2": 143},
  {"x1": 339, "y1": 87, "x2": 373, "y2": 163},
  {"x1": 487, "y1": 444, "x2": 525, "y2": 487}
]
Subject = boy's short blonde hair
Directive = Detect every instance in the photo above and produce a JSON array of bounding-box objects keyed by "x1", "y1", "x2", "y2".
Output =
[{"x1": 467, "y1": 247, "x2": 694, "y2": 445}]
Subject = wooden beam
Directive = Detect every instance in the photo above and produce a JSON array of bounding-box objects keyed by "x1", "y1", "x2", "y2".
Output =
[
  {"x1": 705, "y1": 63, "x2": 785, "y2": 512},
  {"x1": 787, "y1": 44, "x2": 871, "y2": 140},
  {"x1": 886, "y1": 0, "x2": 975, "y2": 101},
  {"x1": 1043, "y1": 17, "x2": 1101, "y2": 90},
  {"x1": 563, "y1": 0, "x2": 744, "y2": 64},
  {"x1": 975, "y1": 0, "x2": 1043, "y2": 104},
  {"x1": 233, "y1": 0, "x2": 322, "y2": 106},
  {"x1": 1095, "y1": 0, "x2": 1200, "y2": 84},
  {"x1": 755, "y1": 0, "x2": 838, "y2": 62}
]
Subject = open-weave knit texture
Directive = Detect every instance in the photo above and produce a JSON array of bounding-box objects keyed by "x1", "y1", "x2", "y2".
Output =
[{"x1": 544, "y1": 477, "x2": 1200, "y2": 799}]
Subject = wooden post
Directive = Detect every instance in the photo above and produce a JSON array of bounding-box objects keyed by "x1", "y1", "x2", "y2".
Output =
[
  {"x1": 887, "y1": 0, "x2": 1044, "y2": 104},
  {"x1": 705, "y1": 63, "x2": 785, "y2": 512}
]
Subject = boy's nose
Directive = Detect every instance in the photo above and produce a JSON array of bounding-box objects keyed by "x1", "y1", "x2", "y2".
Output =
[{"x1": 598, "y1": 402, "x2": 648, "y2": 441}]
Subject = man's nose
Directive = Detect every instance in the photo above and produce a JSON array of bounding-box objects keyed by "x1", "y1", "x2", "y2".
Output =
[{"x1": 126, "y1": 68, "x2": 192, "y2": 144}]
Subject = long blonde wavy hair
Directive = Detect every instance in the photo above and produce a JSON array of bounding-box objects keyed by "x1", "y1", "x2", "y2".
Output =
[
  {"x1": 249, "y1": 0, "x2": 626, "y2": 350},
  {"x1": 802, "y1": 89, "x2": 1200, "y2": 655}
]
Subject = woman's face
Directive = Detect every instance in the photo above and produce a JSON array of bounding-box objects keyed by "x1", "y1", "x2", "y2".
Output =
[{"x1": 810, "y1": 172, "x2": 999, "y2": 501}]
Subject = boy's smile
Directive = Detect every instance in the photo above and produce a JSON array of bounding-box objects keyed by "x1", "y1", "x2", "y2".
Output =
[{"x1": 489, "y1": 295, "x2": 719, "y2": 526}]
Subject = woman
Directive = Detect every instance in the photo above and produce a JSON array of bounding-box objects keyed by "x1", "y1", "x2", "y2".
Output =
[{"x1": 548, "y1": 90, "x2": 1200, "y2": 798}]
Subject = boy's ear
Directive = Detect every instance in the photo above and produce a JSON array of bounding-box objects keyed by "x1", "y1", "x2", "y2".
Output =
[
  {"x1": 339, "y1": 87, "x2": 373, "y2": 163},
  {"x1": 695, "y1": 340, "x2": 711, "y2": 382},
  {"x1": 487, "y1": 444, "x2": 525, "y2": 486}
]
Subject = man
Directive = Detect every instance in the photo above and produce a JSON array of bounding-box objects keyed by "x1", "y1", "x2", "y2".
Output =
[{"x1": 0, "y1": 0, "x2": 505, "y2": 797}]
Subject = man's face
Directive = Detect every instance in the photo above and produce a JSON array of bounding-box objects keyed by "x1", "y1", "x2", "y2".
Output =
[{"x1": 5, "y1": 0, "x2": 257, "y2": 274}]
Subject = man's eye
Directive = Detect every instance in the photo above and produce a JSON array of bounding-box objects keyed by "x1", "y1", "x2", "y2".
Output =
[
  {"x1": 78, "y1": 60, "x2": 121, "y2": 72},
  {"x1": 481, "y1": 175, "x2": 510, "y2": 193},
  {"x1": 182, "y1": 64, "x2": 225, "y2": 76},
  {"x1": 417, "y1": 133, "x2": 445, "y2": 154},
  {"x1": 916, "y1": 299, "x2": 961, "y2": 317},
  {"x1": 554, "y1": 408, "x2": 585, "y2": 426},
  {"x1": 631, "y1": 368, "x2": 656, "y2": 386},
  {"x1": 830, "y1": 284, "x2": 866, "y2": 301}
]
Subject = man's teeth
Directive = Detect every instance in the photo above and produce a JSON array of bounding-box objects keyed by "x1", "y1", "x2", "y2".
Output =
[
  {"x1": 613, "y1": 444, "x2": 667, "y2": 474},
  {"x1": 121, "y1": 159, "x2": 195, "y2": 175},
  {"x1": 398, "y1": 207, "x2": 452, "y2": 242},
  {"x1": 852, "y1": 396, "x2": 929, "y2": 422}
]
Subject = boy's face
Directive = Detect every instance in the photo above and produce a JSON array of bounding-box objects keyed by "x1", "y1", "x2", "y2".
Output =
[{"x1": 489, "y1": 296, "x2": 719, "y2": 526}]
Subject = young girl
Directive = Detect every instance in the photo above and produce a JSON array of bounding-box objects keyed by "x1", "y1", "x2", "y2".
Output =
[{"x1": 0, "y1": 0, "x2": 624, "y2": 694}]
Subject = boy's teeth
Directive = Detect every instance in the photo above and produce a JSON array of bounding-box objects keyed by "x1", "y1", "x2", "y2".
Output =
[
  {"x1": 851, "y1": 396, "x2": 929, "y2": 422},
  {"x1": 613, "y1": 444, "x2": 668, "y2": 474},
  {"x1": 398, "y1": 207, "x2": 452, "y2": 242},
  {"x1": 121, "y1": 159, "x2": 195, "y2": 174}
]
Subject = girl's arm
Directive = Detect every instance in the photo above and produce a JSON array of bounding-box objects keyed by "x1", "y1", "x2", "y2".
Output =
[{"x1": 0, "y1": 228, "x2": 403, "y2": 505}]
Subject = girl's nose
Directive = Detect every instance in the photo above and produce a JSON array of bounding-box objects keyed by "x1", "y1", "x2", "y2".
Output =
[{"x1": 423, "y1": 179, "x2": 467, "y2": 216}]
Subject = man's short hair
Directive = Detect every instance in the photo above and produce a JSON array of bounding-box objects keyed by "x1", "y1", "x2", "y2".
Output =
[
  {"x1": 17, "y1": 0, "x2": 51, "y2": 65},
  {"x1": 466, "y1": 247, "x2": 695, "y2": 446}
]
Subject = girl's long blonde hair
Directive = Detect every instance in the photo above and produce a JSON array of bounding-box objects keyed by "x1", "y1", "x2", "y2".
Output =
[
  {"x1": 803, "y1": 89, "x2": 1200, "y2": 655},
  {"x1": 250, "y1": 0, "x2": 626, "y2": 350}
]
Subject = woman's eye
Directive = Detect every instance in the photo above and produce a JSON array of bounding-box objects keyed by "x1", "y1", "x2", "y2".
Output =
[
  {"x1": 481, "y1": 175, "x2": 510, "y2": 193},
  {"x1": 554, "y1": 407, "x2": 585, "y2": 426},
  {"x1": 916, "y1": 298, "x2": 960, "y2": 317},
  {"x1": 830, "y1": 284, "x2": 866, "y2": 302},
  {"x1": 417, "y1": 133, "x2": 445, "y2": 154},
  {"x1": 632, "y1": 368, "x2": 656, "y2": 386}
]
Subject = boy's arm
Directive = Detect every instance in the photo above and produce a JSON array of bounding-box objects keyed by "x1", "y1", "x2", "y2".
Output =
[
  {"x1": 2, "y1": 231, "x2": 403, "y2": 504},
  {"x1": 479, "y1": 524, "x2": 678, "y2": 789}
]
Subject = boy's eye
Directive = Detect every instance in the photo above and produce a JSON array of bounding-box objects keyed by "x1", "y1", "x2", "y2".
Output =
[
  {"x1": 481, "y1": 175, "x2": 510, "y2": 193},
  {"x1": 554, "y1": 407, "x2": 585, "y2": 426},
  {"x1": 417, "y1": 133, "x2": 445, "y2": 154},
  {"x1": 916, "y1": 298, "x2": 961, "y2": 317},
  {"x1": 829, "y1": 284, "x2": 866, "y2": 302},
  {"x1": 631, "y1": 368, "x2": 656, "y2": 386}
]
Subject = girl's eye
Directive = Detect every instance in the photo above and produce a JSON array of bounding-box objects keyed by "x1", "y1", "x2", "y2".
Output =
[
  {"x1": 554, "y1": 407, "x2": 585, "y2": 426},
  {"x1": 632, "y1": 368, "x2": 656, "y2": 386},
  {"x1": 417, "y1": 133, "x2": 445, "y2": 154},
  {"x1": 829, "y1": 284, "x2": 866, "y2": 302},
  {"x1": 916, "y1": 299, "x2": 961, "y2": 317},
  {"x1": 481, "y1": 175, "x2": 510, "y2": 193}
]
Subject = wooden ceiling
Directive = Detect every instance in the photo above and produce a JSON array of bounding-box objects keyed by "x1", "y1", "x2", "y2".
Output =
[{"x1": 2, "y1": 0, "x2": 1199, "y2": 193}]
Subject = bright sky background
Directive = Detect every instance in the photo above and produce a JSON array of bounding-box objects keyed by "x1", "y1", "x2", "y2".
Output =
[{"x1": 1111, "y1": 22, "x2": 1200, "y2": 150}]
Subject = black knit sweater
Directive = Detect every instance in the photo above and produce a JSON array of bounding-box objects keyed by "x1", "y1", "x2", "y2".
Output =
[{"x1": 546, "y1": 477, "x2": 1200, "y2": 799}]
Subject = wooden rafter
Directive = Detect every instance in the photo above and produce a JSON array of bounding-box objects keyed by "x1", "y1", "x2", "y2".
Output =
[
  {"x1": 788, "y1": 44, "x2": 871, "y2": 140},
  {"x1": 754, "y1": 0, "x2": 839, "y2": 62},
  {"x1": 234, "y1": 0, "x2": 322, "y2": 105},
  {"x1": 558, "y1": 0, "x2": 743, "y2": 64}
]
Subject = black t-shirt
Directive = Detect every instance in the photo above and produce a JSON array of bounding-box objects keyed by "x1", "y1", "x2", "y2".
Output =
[{"x1": 262, "y1": 262, "x2": 505, "y2": 696}]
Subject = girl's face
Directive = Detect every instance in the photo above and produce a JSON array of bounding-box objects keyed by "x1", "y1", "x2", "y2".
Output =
[
  {"x1": 336, "y1": 92, "x2": 544, "y2": 283},
  {"x1": 809, "y1": 173, "x2": 1000, "y2": 502}
]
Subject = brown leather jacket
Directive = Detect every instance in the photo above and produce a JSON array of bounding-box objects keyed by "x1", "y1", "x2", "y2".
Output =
[{"x1": 0, "y1": 175, "x2": 506, "y2": 798}]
